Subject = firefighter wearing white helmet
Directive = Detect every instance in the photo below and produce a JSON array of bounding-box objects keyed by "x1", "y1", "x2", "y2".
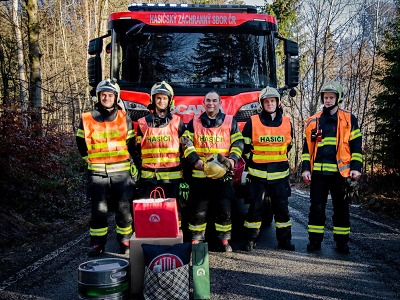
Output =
[
  {"x1": 76, "y1": 78, "x2": 136, "y2": 257},
  {"x1": 181, "y1": 90, "x2": 244, "y2": 252},
  {"x1": 301, "y1": 81, "x2": 363, "y2": 254},
  {"x1": 242, "y1": 86, "x2": 295, "y2": 252},
  {"x1": 134, "y1": 81, "x2": 186, "y2": 232}
]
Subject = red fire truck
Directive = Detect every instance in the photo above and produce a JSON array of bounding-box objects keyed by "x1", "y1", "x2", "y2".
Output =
[
  {"x1": 87, "y1": 3, "x2": 299, "y2": 236},
  {"x1": 87, "y1": 3, "x2": 299, "y2": 128}
]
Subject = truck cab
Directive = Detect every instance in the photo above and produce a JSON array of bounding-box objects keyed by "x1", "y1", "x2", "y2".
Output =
[{"x1": 87, "y1": 3, "x2": 299, "y2": 130}]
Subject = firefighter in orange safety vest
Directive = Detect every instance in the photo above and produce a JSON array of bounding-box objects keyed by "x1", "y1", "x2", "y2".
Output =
[
  {"x1": 241, "y1": 87, "x2": 295, "y2": 252},
  {"x1": 181, "y1": 90, "x2": 244, "y2": 252},
  {"x1": 301, "y1": 81, "x2": 363, "y2": 254},
  {"x1": 133, "y1": 81, "x2": 186, "y2": 199},
  {"x1": 76, "y1": 79, "x2": 136, "y2": 257}
]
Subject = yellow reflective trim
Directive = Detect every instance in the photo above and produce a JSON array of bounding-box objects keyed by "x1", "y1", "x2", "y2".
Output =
[
  {"x1": 231, "y1": 146, "x2": 243, "y2": 156},
  {"x1": 333, "y1": 227, "x2": 350, "y2": 235},
  {"x1": 318, "y1": 137, "x2": 337, "y2": 147},
  {"x1": 275, "y1": 220, "x2": 292, "y2": 228},
  {"x1": 302, "y1": 153, "x2": 310, "y2": 161},
  {"x1": 88, "y1": 161, "x2": 130, "y2": 172},
  {"x1": 248, "y1": 167, "x2": 289, "y2": 180},
  {"x1": 88, "y1": 141, "x2": 127, "y2": 150},
  {"x1": 215, "y1": 223, "x2": 232, "y2": 232},
  {"x1": 350, "y1": 129, "x2": 362, "y2": 140},
  {"x1": 231, "y1": 132, "x2": 244, "y2": 143},
  {"x1": 196, "y1": 148, "x2": 229, "y2": 155},
  {"x1": 76, "y1": 129, "x2": 85, "y2": 138},
  {"x1": 313, "y1": 163, "x2": 339, "y2": 172},
  {"x1": 92, "y1": 130, "x2": 120, "y2": 139},
  {"x1": 127, "y1": 130, "x2": 135, "y2": 139},
  {"x1": 184, "y1": 147, "x2": 196, "y2": 158},
  {"x1": 141, "y1": 170, "x2": 182, "y2": 180},
  {"x1": 189, "y1": 223, "x2": 207, "y2": 231},
  {"x1": 253, "y1": 154, "x2": 287, "y2": 161},
  {"x1": 90, "y1": 227, "x2": 108, "y2": 236},
  {"x1": 308, "y1": 225, "x2": 324, "y2": 233},
  {"x1": 136, "y1": 136, "x2": 142, "y2": 143},
  {"x1": 192, "y1": 169, "x2": 206, "y2": 178},
  {"x1": 88, "y1": 150, "x2": 129, "y2": 159},
  {"x1": 244, "y1": 137, "x2": 252, "y2": 144},
  {"x1": 253, "y1": 145, "x2": 286, "y2": 152},
  {"x1": 351, "y1": 153, "x2": 363, "y2": 162},
  {"x1": 183, "y1": 131, "x2": 194, "y2": 140},
  {"x1": 142, "y1": 148, "x2": 179, "y2": 154},
  {"x1": 116, "y1": 225, "x2": 133, "y2": 235},
  {"x1": 142, "y1": 157, "x2": 180, "y2": 164},
  {"x1": 244, "y1": 221, "x2": 262, "y2": 229}
]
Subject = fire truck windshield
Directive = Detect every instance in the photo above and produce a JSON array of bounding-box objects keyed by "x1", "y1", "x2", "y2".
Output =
[{"x1": 111, "y1": 26, "x2": 275, "y2": 92}]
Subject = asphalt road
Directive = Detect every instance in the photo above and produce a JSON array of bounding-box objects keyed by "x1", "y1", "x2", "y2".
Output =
[{"x1": 1, "y1": 189, "x2": 400, "y2": 300}]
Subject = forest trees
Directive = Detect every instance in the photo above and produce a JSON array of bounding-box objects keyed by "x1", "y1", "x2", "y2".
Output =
[{"x1": 374, "y1": 0, "x2": 400, "y2": 174}]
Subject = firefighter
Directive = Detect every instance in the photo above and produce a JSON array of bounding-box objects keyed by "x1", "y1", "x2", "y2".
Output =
[
  {"x1": 181, "y1": 91, "x2": 244, "y2": 252},
  {"x1": 301, "y1": 81, "x2": 363, "y2": 254},
  {"x1": 76, "y1": 79, "x2": 136, "y2": 257},
  {"x1": 134, "y1": 81, "x2": 186, "y2": 199},
  {"x1": 242, "y1": 87, "x2": 295, "y2": 252}
]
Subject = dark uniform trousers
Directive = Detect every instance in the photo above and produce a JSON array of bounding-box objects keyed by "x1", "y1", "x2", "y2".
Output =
[
  {"x1": 188, "y1": 178, "x2": 234, "y2": 241},
  {"x1": 308, "y1": 173, "x2": 350, "y2": 244},
  {"x1": 87, "y1": 170, "x2": 134, "y2": 245},
  {"x1": 245, "y1": 177, "x2": 292, "y2": 242}
]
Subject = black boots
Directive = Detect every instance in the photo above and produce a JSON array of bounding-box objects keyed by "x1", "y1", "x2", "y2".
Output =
[
  {"x1": 278, "y1": 240, "x2": 295, "y2": 251},
  {"x1": 306, "y1": 241, "x2": 321, "y2": 252},
  {"x1": 88, "y1": 244, "x2": 105, "y2": 257},
  {"x1": 336, "y1": 242, "x2": 349, "y2": 254},
  {"x1": 243, "y1": 240, "x2": 256, "y2": 252},
  {"x1": 120, "y1": 241, "x2": 130, "y2": 255}
]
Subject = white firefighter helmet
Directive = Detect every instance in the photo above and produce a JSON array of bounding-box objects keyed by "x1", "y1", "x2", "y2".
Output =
[
  {"x1": 203, "y1": 154, "x2": 227, "y2": 179},
  {"x1": 320, "y1": 81, "x2": 344, "y2": 104},
  {"x1": 149, "y1": 81, "x2": 174, "y2": 110},
  {"x1": 258, "y1": 86, "x2": 281, "y2": 108},
  {"x1": 96, "y1": 78, "x2": 120, "y2": 101}
]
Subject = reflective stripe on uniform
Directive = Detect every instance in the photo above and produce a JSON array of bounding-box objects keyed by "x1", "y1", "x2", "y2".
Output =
[
  {"x1": 90, "y1": 227, "x2": 108, "y2": 237},
  {"x1": 141, "y1": 170, "x2": 182, "y2": 180},
  {"x1": 248, "y1": 167, "x2": 289, "y2": 181},
  {"x1": 244, "y1": 221, "x2": 262, "y2": 229},
  {"x1": 88, "y1": 161, "x2": 130, "y2": 172},
  {"x1": 189, "y1": 223, "x2": 207, "y2": 231},
  {"x1": 312, "y1": 162, "x2": 339, "y2": 172},
  {"x1": 215, "y1": 223, "x2": 232, "y2": 232},
  {"x1": 333, "y1": 226, "x2": 350, "y2": 235},
  {"x1": 308, "y1": 225, "x2": 324, "y2": 234},
  {"x1": 116, "y1": 225, "x2": 133, "y2": 235},
  {"x1": 275, "y1": 220, "x2": 292, "y2": 228}
]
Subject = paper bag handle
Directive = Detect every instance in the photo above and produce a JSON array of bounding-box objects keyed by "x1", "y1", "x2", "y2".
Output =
[{"x1": 149, "y1": 187, "x2": 166, "y2": 200}]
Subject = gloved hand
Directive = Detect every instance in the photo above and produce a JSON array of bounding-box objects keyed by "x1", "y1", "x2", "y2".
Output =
[
  {"x1": 178, "y1": 182, "x2": 190, "y2": 207},
  {"x1": 221, "y1": 170, "x2": 234, "y2": 182},
  {"x1": 217, "y1": 153, "x2": 233, "y2": 171},
  {"x1": 130, "y1": 163, "x2": 140, "y2": 183}
]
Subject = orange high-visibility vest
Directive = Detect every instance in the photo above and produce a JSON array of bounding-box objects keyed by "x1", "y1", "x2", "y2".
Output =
[
  {"x1": 138, "y1": 115, "x2": 181, "y2": 169},
  {"x1": 82, "y1": 110, "x2": 130, "y2": 164},
  {"x1": 193, "y1": 115, "x2": 232, "y2": 158},
  {"x1": 305, "y1": 108, "x2": 352, "y2": 177},
  {"x1": 251, "y1": 115, "x2": 292, "y2": 163}
]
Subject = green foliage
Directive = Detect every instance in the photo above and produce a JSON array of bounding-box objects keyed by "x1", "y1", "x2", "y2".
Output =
[
  {"x1": 374, "y1": 1, "x2": 400, "y2": 174},
  {"x1": 0, "y1": 106, "x2": 87, "y2": 224}
]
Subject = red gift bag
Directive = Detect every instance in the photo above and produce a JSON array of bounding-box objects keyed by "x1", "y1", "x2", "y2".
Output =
[{"x1": 133, "y1": 187, "x2": 180, "y2": 238}]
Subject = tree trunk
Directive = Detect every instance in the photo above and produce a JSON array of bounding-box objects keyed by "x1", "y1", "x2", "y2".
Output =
[
  {"x1": 12, "y1": 0, "x2": 28, "y2": 113},
  {"x1": 25, "y1": 0, "x2": 42, "y2": 132}
]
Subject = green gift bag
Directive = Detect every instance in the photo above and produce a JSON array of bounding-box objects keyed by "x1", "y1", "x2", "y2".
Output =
[{"x1": 192, "y1": 242, "x2": 211, "y2": 300}]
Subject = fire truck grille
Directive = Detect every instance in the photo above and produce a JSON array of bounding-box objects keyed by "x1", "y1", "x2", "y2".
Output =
[
  {"x1": 126, "y1": 109, "x2": 150, "y2": 122},
  {"x1": 234, "y1": 109, "x2": 259, "y2": 122}
]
